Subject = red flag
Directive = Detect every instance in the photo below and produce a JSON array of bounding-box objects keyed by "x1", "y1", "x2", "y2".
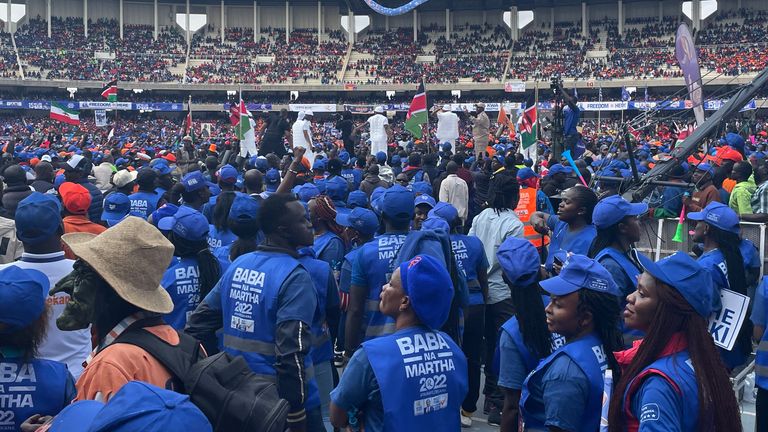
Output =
[{"x1": 229, "y1": 104, "x2": 240, "y2": 126}]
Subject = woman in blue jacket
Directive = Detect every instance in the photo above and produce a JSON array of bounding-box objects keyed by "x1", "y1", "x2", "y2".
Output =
[
  {"x1": 519, "y1": 254, "x2": 622, "y2": 432},
  {"x1": 608, "y1": 252, "x2": 741, "y2": 431}
]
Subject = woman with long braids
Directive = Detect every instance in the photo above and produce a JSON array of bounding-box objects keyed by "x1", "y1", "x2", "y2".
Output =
[
  {"x1": 688, "y1": 201, "x2": 753, "y2": 370},
  {"x1": 608, "y1": 252, "x2": 741, "y2": 431},
  {"x1": 531, "y1": 186, "x2": 599, "y2": 275},
  {"x1": 519, "y1": 254, "x2": 623, "y2": 432},
  {"x1": 589, "y1": 195, "x2": 650, "y2": 346},
  {"x1": 159, "y1": 206, "x2": 226, "y2": 330},
  {"x1": 496, "y1": 237, "x2": 565, "y2": 432},
  {"x1": 309, "y1": 194, "x2": 347, "y2": 279}
]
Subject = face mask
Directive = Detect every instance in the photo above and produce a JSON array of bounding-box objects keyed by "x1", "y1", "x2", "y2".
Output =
[{"x1": 51, "y1": 260, "x2": 107, "y2": 331}]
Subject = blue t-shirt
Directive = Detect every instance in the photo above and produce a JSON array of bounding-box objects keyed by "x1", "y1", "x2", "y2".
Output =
[
  {"x1": 629, "y1": 376, "x2": 689, "y2": 432},
  {"x1": 498, "y1": 330, "x2": 528, "y2": 390},
  {"x1": 330, "y1": 348, "x2": 384, "y2": 432},
  {"x1": 523, "y1": 354, "x2": 591, "y2": 431},
  {"x1": 545, "y1": 215, "x2": 597, "y2": 272},
  {"x1": 697, "y1": 249, "x2": 727, "y2": 311},
  {"x1": 563, "y1": 104, "x2": 580, "y2": 137},
  {"x1": 208, "y1": 226, "x2": 237, "y2": 250}
]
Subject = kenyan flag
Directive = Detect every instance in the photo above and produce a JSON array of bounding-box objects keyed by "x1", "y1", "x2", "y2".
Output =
[
  {"x1": 521, "y1": 96, "x2": 537, "y2": 150},
  {"x1": 101, "y1": 79, "x2": 118, "y2": 102},
  {"x1": 405, "y1": 82, "x2": 427, "y2": 138}
]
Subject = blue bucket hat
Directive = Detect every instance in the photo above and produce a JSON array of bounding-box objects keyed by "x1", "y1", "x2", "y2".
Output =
[
  {"x1": 228, "y1": 195, "x2": 260, "y2": 222},
  {"x1": 592, "y1": 195, "x2": 648, "y2": 230},
  {"x1": 429, "y1": 202, "x2": 459, "y2": 224},
  {"x1": 101, "y1": 193, "x2": 132, "y2": 226},
  {"x1": 381, "y1": 185, "x2": 415, "y2": 222},
  {"x1": 687, "y1": 202, "x2": 740, "y2": 234},
  {"x1": 398, "y1": 254, "x2": 454, "y2": 329},
  {"x1": 638, "y1": 252, "x2": 716, "y2": 317},
  {"x1": 48, "y1": 381, "x2": 212, "y2": 432},
  {"x1": 496, "y1": 237, "x2": 540, "y2": 286},
  {"x1": 0, "y1": 266, "x2": 49, "y2": 333},
  {"x1": 347, "y1": 190, "x2": 369, "y2": 209},
  {"x1": 540, "y1": 254, "x2": 620, "y2": 297},
  {"x1": 336, "y1": 207, "x2": 379, "y2": 235},
  {"x1": 15, "y1": 192, "x2": 63, "y2": 245},
  {"x1": 158, "y1": 206, "x2": 209, "y2": 242}
]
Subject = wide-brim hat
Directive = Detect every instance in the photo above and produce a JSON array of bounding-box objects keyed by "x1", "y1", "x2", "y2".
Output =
[{"x1": 61, "y1": 216, "x2": 175, "y2": 314}]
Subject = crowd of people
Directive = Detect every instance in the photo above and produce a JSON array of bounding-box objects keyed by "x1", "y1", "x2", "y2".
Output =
[{"x1": 0, "y1": 92, "x2": 765, "y2": 432}]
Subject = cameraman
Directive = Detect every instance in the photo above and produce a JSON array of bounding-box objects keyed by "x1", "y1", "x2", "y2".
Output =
[{"x1": 556, "y1": 82, "x2": 581, "y2": 156}]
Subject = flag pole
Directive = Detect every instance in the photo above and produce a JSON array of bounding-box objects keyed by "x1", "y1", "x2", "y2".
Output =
[
  {"x1": 188, "y1": 94, "x2": 193, "y2": 146},
  {"x1": 534, "y1": 80, "x2": 539, "y2": 162},
  {"x1": 423, "y1": 78, "x2": 430, "y2": 153}
]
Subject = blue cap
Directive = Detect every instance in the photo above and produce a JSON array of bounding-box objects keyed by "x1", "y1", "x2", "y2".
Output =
[
  {"x1": 414, "y1": 194, "x2": 436, "y2": 209},
  {"x1": 181, "y1": 171, "x2": 206, "y2": 192},
  {"x1": 547, "y1": 164, "x2": 572, "y2": 176},
  {"x1": 539, "y1": 254, "x2": 620, "y2": 297},
  {"x1": 208, "y1": 182, "x2": 221, "y2": 196},
  {"x1": 216, "y1": 164, "x2": 238, "y2": 184},
  {"x1": 497, "y1": 237, "x2": 540, "y2": 286},
  {"x1": 151, "y1": 161, "x2": 172, "y2": 176},
  {"x1": 517, "y1": 167, "x2": 539, "y2": 180},
  {"x1": 592, "y1": 195, "x2": 648, "y2": 229},
  {"x1": 429, "y1": 201, "x2": 459, "y2": 224},
  {"x1": 336, "y1": 207, "x2": 379, "y2": 235},
  {"x1": 441, "y1": 142, "x2": 453, "y2": 152},
  {"x1": 158, "y1": 206, "x2": 209, "y2": 242},
  {"x1": 313, "y1": 158, "x2": 327, "y2": 171},
  {"x1": 465, "y1": 156, "x2": 475, "y2": 165},
  {"x1": 297, "y1": 183, "x2": 321, "y2": 202},
  {"x1": 149, "y1": 204, "x2": 179, "y2": 228},
  {"x1": 376, "y1": 151, "x2": 387, "y2": 164},
  {"x1": 325, "y1": 176, "x2": 349, "y2": 202},
  {"x1": 392, "y1": 155, "x2": 402, "y2": 166},
  {"x1": 370, "y1": 186, "x2": 386, "y2": 205},
  {"x1": 339, "y1": 151, "x2": 350, "y2": 165},
  {"x1": 638, "y1": 252, "x2": 716, "y2": 317},
  {"x1": 695, "y1": 163, "x2": 714, "y2": 176},
  {"x1": 687, "y1": 201, "x2": 740, "y2": 234},
  {"x1": 115, "y1": 157, "x2": 128, "y2": 166},
  {"x1": 725, "y1": 132, "x2": 745, "y2": 150},
  {"x1": 421, "y1": 216, "x2": 449, "y2": 232},
  {"x1": 265, "y1": 168, "x2": 281, "y2": 191},
  {"x1": 399, "y1": 254, "x2": 454, "y2": 329},
  {"x1": 347, "y1": 190, "x2": 368, "y2": 209},
  {"x1": 15, "y1": 192, "x2": 63, "y2": 245},
  {"x1": 228, "y1": 195, "x2": 260, "y2": 221},
  {"x1": 0, "y1": 266, "x2": 49, "y2": 332},
  {"x1": 381, "y1": 185, "x2": 415, "y2": 221},
  {"x1": 101, "y1": 193, "x2": 132, "y2": 226},
  {"x1": 49, "y1": 381, "x2": 212, "y2": 432},
  {"x1": 255, "y1": 157, "x2": 269, "y2": 172},
  {"x1": 411, "y1": 181, "x2": 432, "y2": 196}
]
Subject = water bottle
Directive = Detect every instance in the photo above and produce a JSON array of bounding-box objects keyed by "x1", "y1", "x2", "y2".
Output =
[{"x1": 744, "y1": 372, "x2": 757, "y2": 403}]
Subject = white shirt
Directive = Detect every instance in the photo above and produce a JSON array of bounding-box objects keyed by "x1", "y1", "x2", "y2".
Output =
[
  {"x1": 468, "y1": 209, "x2": 525, "y2": 304},
  {"x1": 436, "y1": 111, "x2": 460, "y2": 147},
  {"x1": 439, "y1": 174, "x2": 469, "y2": 222},
  {"x1": 367, "y1": 114, "x2": 389, "y2": 142},
  {"x1": 292, "y1": 119, "x2": 314, "y2": 164},
  {"x1": 0, "y1": 252, "x2": 90, "y2": 379}
]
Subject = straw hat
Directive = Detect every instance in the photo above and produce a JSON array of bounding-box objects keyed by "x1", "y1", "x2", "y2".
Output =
[{"x1": 62, "y1": 216, "x2": 175, "y2": 314}]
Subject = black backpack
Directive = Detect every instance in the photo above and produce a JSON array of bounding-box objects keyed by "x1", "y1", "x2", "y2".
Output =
[{"x1": 115, "y1": 328, "x2": 289, "y2": 432}]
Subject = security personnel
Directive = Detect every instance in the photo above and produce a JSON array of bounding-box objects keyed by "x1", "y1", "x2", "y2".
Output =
[
  {"x1": 128, "y1": 167, "x2": 164, "y2": 219},
  {"x1": 0, "y1": 266, "x2": 76, "y2": 430},
  {"x1": 186, "y1": 194, "x2": 324, "y2": 431},
  {"x1": 516, "y1": 167, "x2": 553, "y2": 251},
  {"x1": 345, "y1": 185, "x2": 413, "y2": 353},
  {"x1": 519, "y1": 255, "x2": 622, "y2": 432},
  {"x1": 330, "y1": 254, "x2": 468, "y2": 432},
  {"x1": 609, "y1": 252, "x2": 742, "y2": 431}
]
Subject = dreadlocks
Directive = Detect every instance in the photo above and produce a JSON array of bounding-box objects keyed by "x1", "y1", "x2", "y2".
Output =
[{"x1": 311, "y1": 194, "x2": 346, "y2": 237}]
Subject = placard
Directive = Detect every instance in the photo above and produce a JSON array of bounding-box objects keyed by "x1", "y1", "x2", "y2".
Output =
[{"x1": 708, "y1": 289, "x2": 750, "y2": 351}]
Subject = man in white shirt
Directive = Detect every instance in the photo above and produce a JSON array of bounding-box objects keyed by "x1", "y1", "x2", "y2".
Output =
[
  {"x1": 1, "y1": 193, "x2": 90, "y2": 379},
  {"x1": 356, "y1": 106, "x2": 392, "y2": 156},
  {"x1": 292, "y1": 110, "x2": 315, "y2": 165},
  {"x1": 439, "y1": 162, "x2": 469, "y2": 225},
  {"x1": 434, "y1": 104, "x2": 460, "y2": 152}
]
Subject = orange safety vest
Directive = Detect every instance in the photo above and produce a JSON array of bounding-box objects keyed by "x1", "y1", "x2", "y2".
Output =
[{"x1": 515, "y1": 187, "x2": 550, "y2": 249}]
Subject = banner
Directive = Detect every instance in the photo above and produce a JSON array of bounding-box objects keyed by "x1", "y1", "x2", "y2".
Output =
[
  {"x1": 504, "y1": 80, "x2": 526, "y2": 93},
  {"x1": 577, "y1": 101, "x2": 629, "y2": 111},
  {"x1": 223, "y1": 103, "x2": 272, "y2": 112},
  {"x1": 288, "y1": 103, "x2": 336, "y2": 113},
  {"x1": 708, "y1": 289, "x2": 749, "y2": 351},
  {"x1": 94, "y1": 109, "x2": 107, "y2": 127},
  {"x1": 676, "y1": 23, "x2": 705, "y2": 126},
  {"x1": 0, "y1": 100, "x2": 184, "y2": 112},
  {"x1": 78, "y1": 101, "x2": 134, "y2": 110}
]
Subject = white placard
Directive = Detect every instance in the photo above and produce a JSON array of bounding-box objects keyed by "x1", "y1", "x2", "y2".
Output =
[
  {"x1": 708, "y1": 289, "x2": 750, "y2": 351},
  {"x1": 94, "y1": 109, "x2": 107, "y2": 127},
  {"x1": 288, "y1": 103, "x2": 337, "y2": 113}
]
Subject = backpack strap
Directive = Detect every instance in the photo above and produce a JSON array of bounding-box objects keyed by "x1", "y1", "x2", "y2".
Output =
[{"x1": 114, "y1": 327, "x2": 202, "y2": 389}]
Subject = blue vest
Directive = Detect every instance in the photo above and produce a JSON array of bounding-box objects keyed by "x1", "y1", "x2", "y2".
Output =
[
  {"x1": 129, "y1": 191, "x2": 162, "y2": 219},
  {"x1": 313, "y1": 231, "x2": 345, "y2": 275},
  {"x1": 359, "y1": 234, "x2": 407, "y2": 341},
  {"x1": 756, "y1": 281, "x2": 768, "y2": 390},
  {"x1": 162, "y1": 256, "x2": 203, "y2": 330},
  {"x1": 220, "y1": 252, "x2": 320, "y2": 409},
  {"x1": 450, "y1": 234, "x2": 485, "y2": 306},
  {"x1": 520, "y1": 333, "x2": 607, "y2": 432},
  {"x1": 298, "y1": 253, "x2": 334, "y2": 365},
  {"x1": 363, "y1": 327, "x2": 468, "y2": 432},
  {"x1": 407, "y1": 169, "x2": 425, "y2": 185},
  {"x1": 623, "y1": 350, "x2": 699, "y2": 431},
  {"x1": 341, "y1": 169, "x2": 362, "y2": 190},
  {"x1": 208, "y1": 226, "x2": 237, "y2": 250},
  {"x1": 0, "y1": 357, "x2": 71, "y2": 430},
  {"x1": 595, "y1": 247, "x2": 646, "y2": 342}
]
